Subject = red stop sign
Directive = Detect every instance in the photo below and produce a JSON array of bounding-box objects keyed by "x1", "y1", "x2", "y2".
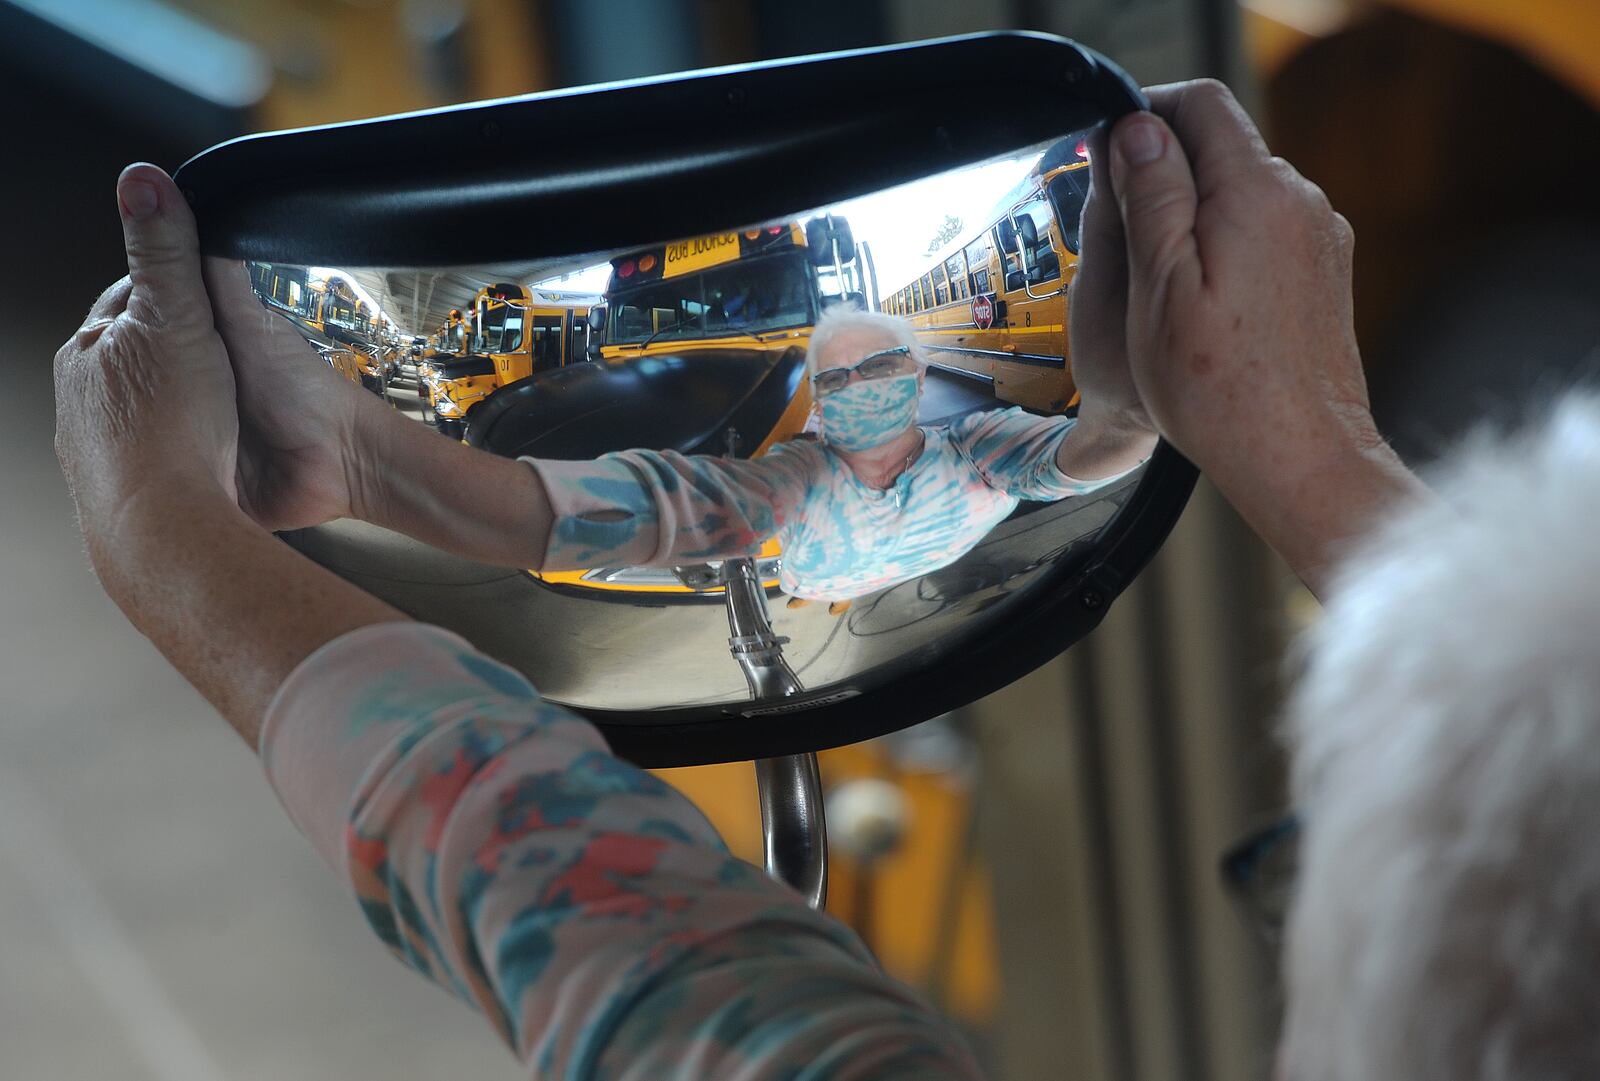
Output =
[{"x1": 972, "y1": 293, "x2": 995, "y2": 330}]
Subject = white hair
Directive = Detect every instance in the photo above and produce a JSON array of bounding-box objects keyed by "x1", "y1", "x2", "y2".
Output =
[
  {"x1": 804, "y1": 304, "x2": 928, "y2": 377},
  {"x1": 1281, "y1": 392, "x2": 1600, "y2": 1081}
]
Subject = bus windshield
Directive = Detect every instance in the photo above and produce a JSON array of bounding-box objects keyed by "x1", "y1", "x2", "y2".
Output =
[
  {"x1": 477, "y1": 303, "x2": 526, "y2": 354},
  {"x1": 608, "y1": 252, "x2": 815, "y2": 346}
]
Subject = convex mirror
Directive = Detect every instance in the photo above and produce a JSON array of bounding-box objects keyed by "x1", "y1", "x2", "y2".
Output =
[{"x1": 175, "y1": 32, "x2": 1196, "y2": 767}]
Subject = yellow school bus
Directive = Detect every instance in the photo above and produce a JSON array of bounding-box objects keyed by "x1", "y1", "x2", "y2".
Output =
[
  {"x1": 249, "y1": 262, "x2": 313, "y2": 321},
  {"x1": 416, "y1": 308, "x2": 469, "y2": 414},
  {"x1": 429, "y1": 286, "x2": 598, "y2": 439},
  {"x1": 525, "y1": 216, "x2": 863, "y2": 595},
  {"x1": 885, "y1": 137, "x2": 1092, "y2": 415},
  {"x1": 321, "y1": 345, "x2": 365, "y2": 386},
  {"x1": 474, "y1": 283, "x2": 598, "y2": 382},
  {"x1": 247, "y1": 263, "x2": 395, "y2": 394},
  {"x1": 249, "y1": 262, "x2": 361, "y2": 344}
]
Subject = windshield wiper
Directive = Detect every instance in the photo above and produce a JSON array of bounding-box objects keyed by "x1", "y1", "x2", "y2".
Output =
[{"x1": 636, "y1": 319, "x2": 683, "y2": 351}]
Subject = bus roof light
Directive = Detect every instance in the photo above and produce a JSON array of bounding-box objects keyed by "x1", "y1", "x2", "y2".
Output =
[
  {"x1": 617, "y1": 259, "x2": 636, "y2": 278},
  {"x1": 638, "y1": 254, "x2": 657, "y2": 272}
]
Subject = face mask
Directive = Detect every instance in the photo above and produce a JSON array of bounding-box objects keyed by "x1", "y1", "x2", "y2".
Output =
[{"x1": 818, "y1": 373, "x2": 920, "y2": 451}]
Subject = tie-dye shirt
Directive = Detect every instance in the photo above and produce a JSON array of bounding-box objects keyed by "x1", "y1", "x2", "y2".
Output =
[
  {"x1": 261, "y1": 622, "x2": 984, "y2": 1078},
  {"x1": 526, "y1": 406, "x2": 1131, "y2": 600}
]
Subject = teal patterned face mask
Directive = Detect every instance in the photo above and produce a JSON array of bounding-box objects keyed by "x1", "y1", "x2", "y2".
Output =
[{"x1": 818, "y1": 373, "x2": 920, "y2": 451}]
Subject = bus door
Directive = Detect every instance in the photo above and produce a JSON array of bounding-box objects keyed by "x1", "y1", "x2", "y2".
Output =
[
  {"x1": 528, "y1": 311, "x2": 565, "y2": 375},
  {"x1": 995, "y1": 195, "x2": 1072, "y2": 411},
  {"x1": 564, "y1": 310, "x2": 591, "y2": 366}
]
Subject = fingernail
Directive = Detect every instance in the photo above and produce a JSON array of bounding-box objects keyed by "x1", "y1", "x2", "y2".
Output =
[
  {"x1": 120, "y1": 179, "x2": 159, "y2": 220},
  {"x1": 1117, "y1": 117, "x2": 1165, "y2": 166}
]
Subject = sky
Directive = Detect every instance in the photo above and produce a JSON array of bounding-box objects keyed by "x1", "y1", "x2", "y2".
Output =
[{"x1": 824, "y1": 150, "x2": 1041, "y2": 292}]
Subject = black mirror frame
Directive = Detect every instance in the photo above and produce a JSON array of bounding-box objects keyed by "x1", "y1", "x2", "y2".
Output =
[{"x1": 174, "y1": 31, "x2": 1198, "y2": 767}]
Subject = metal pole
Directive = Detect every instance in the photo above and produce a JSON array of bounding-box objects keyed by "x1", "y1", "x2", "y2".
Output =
[{"x1": 721, "y1": 557, "x2": 827, "y2": 908}]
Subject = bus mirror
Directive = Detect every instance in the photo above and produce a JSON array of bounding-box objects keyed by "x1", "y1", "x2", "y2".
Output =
[
  {"x1": 1015, "y1": 214, "x2": 1039, "y2": 252},
  {"x1": 177, "y1": 33, "x2": 1192, "y2": 771}
]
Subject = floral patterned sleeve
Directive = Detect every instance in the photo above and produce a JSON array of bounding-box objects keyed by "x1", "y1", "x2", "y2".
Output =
[
  {"x1": 521, "y1": 443, "x2": 820, "y2": 571},
  {"x1": 260, "y1": 622, "x2": 983, "y2": 1080},
  {"x1": 952, "y1": 406, "x2": 1142, "y2": 501}
]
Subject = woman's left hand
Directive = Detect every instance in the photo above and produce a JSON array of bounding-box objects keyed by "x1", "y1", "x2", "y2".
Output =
[{"x1": 55, "y1": 164, "x2": 240, "y2": 553}]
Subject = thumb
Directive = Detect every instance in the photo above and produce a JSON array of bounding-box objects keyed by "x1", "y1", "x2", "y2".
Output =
[
  {"x1": 1107, "y1": 113, "x2": 1201, "y2": 297},
  {"x1": 118, "y1": 163, "x2": 212, "y2": 328}
]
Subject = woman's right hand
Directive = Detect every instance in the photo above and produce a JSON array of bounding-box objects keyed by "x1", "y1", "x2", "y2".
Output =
[
  {"x1": 1082, "y1": 80, "x2": 1428, "y2": 593},
  {"x1": 202, "y1": 257, "x2": 395, "y2": 531}
]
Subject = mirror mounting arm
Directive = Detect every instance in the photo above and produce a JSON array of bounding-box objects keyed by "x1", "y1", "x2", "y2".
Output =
[
  {"x1": 723, "y1": 557, "x2": 828, "y2": 909},
  {"x1": 1008, "y1": 210, "x2": 1065, "y2": 302}
]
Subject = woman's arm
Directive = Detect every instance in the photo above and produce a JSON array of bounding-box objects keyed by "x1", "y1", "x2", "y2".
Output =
[
  {"x1": 527, "y1": 444, "x2": 813, "y2": 571},
  {"x1": 56, "y1": 166, "x2": 405, "y2": 748},
  {"x1": 60, "y1": 168, "x2": 986, "y2": 1080},
  {"x1": 203, "y1": 257, "x2": 557, "y2": 569},
  {"x1": 1053, "y1": 399, "x2": 1159, "y2": 481}
]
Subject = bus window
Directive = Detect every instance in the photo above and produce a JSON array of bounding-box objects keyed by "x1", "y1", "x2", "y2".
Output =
[
  {"x1": 611, "y1": 254, "x2": 813, "y2": 345},
  {"x1": 932, "y1": 264, "x2": 950, "y2": 306},
  {"x1": 530, "y1": 314, "x2": 563, "y2": 372},
  {"x1": 964, "y1": 233, "x2": 994, "y2": 295},
  {"x1": 1047, "y1": 168, "x2": 1092, "y2": 255},
  {"x1": 945, "y1": 252, "x2": 969, "y2": 301},
  {"x1": 919, "y1": 273, "x2": 935, "y2": 309}
]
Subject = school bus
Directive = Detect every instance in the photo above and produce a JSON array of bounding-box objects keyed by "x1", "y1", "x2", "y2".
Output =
[
  {"x1": 415, "y1": 307, "x2": 468, "y2": 415},
  {"x1": 884, "y1": 137, "x2": 1092, "y2": 415},
  {"x1": 247, "y1": 262, "x2": 377, "y2": 348},
  {"x1": 249, "y1": 262, "x2": 313, "y2": 321},
  {"x1": 321, "y1": 345, "x2": 365, "y2": 386},
  {"x1": 428, "y1": 286, "x2": 598, "y2": 439},
  {"x1": 511, "y1": 216, "x2": 864, "y2": 595}
]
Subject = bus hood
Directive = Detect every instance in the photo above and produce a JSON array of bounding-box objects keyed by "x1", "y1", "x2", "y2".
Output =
[{"x1": 465, "y1": 345, "x2": 807, "y2": 461}]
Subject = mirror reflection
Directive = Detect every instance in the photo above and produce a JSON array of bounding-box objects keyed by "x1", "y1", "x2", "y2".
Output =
[{"x1": 242, "y1": 127, "x2": 1153, "y2": 710}]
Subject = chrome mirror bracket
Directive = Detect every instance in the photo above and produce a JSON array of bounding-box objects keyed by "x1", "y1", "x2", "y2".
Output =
[{"x1": 722, "y1": 556, "x2": 828, "y2": 909}]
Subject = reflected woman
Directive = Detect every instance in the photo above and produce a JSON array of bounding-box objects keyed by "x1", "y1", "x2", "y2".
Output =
[{"x1": 525, "y1": 307, "x2": 1159, "y2": 601}]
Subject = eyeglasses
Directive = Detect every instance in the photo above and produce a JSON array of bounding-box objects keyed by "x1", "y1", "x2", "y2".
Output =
[
  {"x1": 1220, "y1": 812, "x2": 1301, "y2": 942},
  {"x1": 811, "y1": 345, "x2": 913, "y2": 397}
]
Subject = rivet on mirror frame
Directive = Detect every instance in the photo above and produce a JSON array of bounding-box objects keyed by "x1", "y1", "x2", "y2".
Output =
[
  {"x1": 1080, "y1": 589, "x2": 1105, "y2": 610},
  {"x1": 481, "y1": 120, "x2": 501, "y2": 143},
  {"x1": 724, "y1": 86, "x2": 747, "y2": 111}
]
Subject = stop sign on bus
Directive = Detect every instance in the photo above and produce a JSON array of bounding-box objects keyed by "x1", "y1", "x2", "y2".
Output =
[{"x1": 972, "y1": 293, "x2": 995, "y2": 330}]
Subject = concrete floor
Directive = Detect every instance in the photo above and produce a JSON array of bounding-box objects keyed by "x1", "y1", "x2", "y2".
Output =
[{"x1": 0, "y1": 98, "x2": 526, "y2": 1081}]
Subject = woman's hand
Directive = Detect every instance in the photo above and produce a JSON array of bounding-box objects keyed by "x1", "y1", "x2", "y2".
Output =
[
  {"x1": 1074, "y1": 80, "x2": 1429, "y2": 593},
  {"x1": 56, "y1": 165, "x2": 240, "y2": 542},
  {"x1": 203, "y1": 256, "x2": 386, "y2": 531},
  {"x1": 1102, "y1": 81, "x2": 1375, "y2": 478},
  {"x1": 55, "y1": 163, "x2": 404, "y2": 744}
]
